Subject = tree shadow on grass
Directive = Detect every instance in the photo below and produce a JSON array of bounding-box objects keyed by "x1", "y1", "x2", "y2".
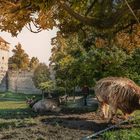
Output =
[
  {"x1": 41, "y1": 116, "x2": 140, "y2": 137},
  {"x1": 61, "y1": 105, "x2": 98, "y2": 115},
  {"x1": 0, "y1": 108, "x2": 66, "y2": 119},
  {"x1": 0, "y1": 108, "x2": 38, "y2": 119},
  {"x1": 42, "y1": 116, "x2": 109, "y2": 132}
]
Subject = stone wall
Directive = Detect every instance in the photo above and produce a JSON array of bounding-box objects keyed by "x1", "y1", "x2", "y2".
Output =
[
  {"x1": 0, "y1": 70, "x2": 41, "y2": 94},
  {"x1": 0, "y1": 74, "x2": 8, "y2": 92}
]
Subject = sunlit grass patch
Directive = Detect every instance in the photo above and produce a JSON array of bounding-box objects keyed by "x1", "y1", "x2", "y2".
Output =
[
  {"x1": 0, "y1": 101, "x2": 27, "y2": 109},
  {"x1": 102, "y1": 112, "x2": 140, "y2": 140},
  {"x1": 0, "y1": 100, "x2": 37, "y2": 119}
]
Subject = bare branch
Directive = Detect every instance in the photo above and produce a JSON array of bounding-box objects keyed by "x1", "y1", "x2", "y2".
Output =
[
  {"x1": 25, "y1": 23, "x2": 42, "y2": 33},
  {"x1": 0, "y1": 0, "x2": 17, "y2": 6},
  {"x1": 124, "y1": 0, "x2": 139, "y2": 24},
  {"x1": 113, "y1": 20, "x2": 136, "y2": 34}
]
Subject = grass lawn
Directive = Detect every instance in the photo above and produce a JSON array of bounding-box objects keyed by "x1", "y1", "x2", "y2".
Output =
[{"x1": 0, "y1": 92, "x2": 140, "y2": 140}]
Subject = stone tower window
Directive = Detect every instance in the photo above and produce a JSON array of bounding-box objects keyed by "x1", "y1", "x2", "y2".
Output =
[{"x1": 2, "y1": 57, "x2": 4, "y2": 60}]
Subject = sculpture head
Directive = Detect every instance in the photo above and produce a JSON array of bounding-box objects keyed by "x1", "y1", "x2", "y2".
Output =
[{"x1": 26, "y1": 97, "x2": 36, "y2": 108}]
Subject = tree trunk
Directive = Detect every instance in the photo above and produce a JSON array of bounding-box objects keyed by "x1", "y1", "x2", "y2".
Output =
[
  {"x1": 15, "y1": 70, "x2": 19, "y2": 93},
  {"x1": 73, "y1": 86, "x2": 75, "y2": 102},
  {"x1": 65, "y1": 81, "x2": 67, "y2": 95},
  {"x1": 42, "y1": 90, "x2": 44, "y2": 99}
]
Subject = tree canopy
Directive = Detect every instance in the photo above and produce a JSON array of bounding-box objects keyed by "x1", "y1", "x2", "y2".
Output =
[
  {"x1": 8, "y1": 43, "x2": 30, "y2": 70},
  {"x1": 2, "y1": 0, "x2": 140, "y2": 91},
  {"x1": 50, "y1": 33, "x2": 140, "y2": 90},
  {"x1": 29, "y1": 57, "x2": 39, "y2": 69},
  {"x1": 0, "y1": 0, "x2": 140, "y2": 36},
  {"x1": 9, "y1": 43, "x2": 40, "y2": 70},
  {"x1": 32, "y1": 63, "x2": 50, "y2": 89}
]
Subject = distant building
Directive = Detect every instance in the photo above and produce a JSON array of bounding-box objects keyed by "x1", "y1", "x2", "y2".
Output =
[{"x1": 0, "y1": 36, "x2": 10, "y2": 82}]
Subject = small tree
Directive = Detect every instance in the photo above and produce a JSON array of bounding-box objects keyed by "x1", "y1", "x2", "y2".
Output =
[
  {"x1": 33, "y1": 63, "x2": 50, "y2": 98},
  {"x1": 39, "y1": 80, "x2": 54, "y2": 99}
]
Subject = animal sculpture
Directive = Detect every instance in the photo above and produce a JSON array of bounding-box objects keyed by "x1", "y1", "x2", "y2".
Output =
[{"x1": 94, "y1": 77, "x2": 140, "y2": 122}]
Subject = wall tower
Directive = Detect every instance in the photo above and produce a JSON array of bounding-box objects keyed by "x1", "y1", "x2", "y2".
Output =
[{"x1": 0, "y1": 36, "x2": 10, "y2": 82}]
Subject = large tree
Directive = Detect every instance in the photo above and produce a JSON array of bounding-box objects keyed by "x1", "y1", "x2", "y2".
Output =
[
  {"x1": 50, "y1": 32, "x2": 140, "y2": 89},
  {"x1": 0, "y1": 0, "x2": 139, "y2": 36},
  {"x1": 8, "y1": 43, "x2": 30, "y2": 70}
]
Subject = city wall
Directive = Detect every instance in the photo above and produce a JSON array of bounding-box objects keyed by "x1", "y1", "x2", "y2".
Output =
[{"x1": 0, "y1": 71, "x2": 41, "y2": 94}]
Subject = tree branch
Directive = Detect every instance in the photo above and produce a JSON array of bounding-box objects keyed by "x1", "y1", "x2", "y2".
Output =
[
  {"x1": 0, "y1": 0, "x2": 17, "y2": 6},
  {"x1": 113, "y1": 20, "x2": 136, "y2": 34},
  {"x1": 58, "y1": 0, "x2": 140, "y2": 29},
  {"x1": 85, "y1": 0, "x2": 98, "y2": 16},
  {"x1": 26, "y1": 23, "x2": 42, "y2": 33},
  {"x1": 124, "y1": 0, "x2": 139, "y2": 23}
]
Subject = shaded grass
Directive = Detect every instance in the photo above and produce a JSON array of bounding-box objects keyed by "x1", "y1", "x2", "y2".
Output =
[{"x1": 61, "y1": 106, "x2": 97, "y2": 114}]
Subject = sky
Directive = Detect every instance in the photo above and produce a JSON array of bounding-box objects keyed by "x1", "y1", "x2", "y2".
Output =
[{"x1": 0, "y1": 27, "x2": 58, "y2": 65}]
